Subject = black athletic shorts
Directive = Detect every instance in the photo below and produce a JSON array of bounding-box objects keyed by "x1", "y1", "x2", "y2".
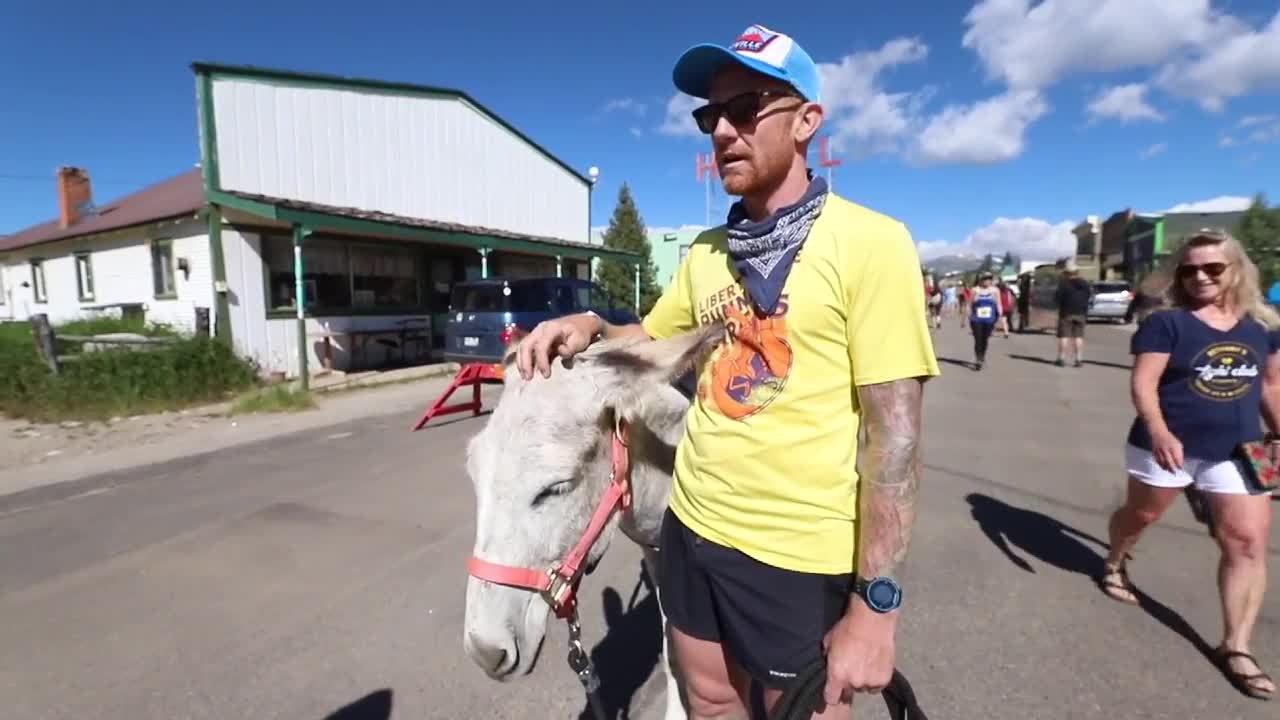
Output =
[{"x1": 657, "y1": 509, "x2": 855, "y2": 688}]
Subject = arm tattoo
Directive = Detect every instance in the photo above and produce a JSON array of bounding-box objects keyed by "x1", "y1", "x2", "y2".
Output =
[{"x1": 855, "y1": 377, "x2": 924, "y2": 581}]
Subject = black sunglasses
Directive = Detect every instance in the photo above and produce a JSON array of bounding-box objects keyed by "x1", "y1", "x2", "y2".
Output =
[
  {"x1": 1176, "y1": 261, "x2": 1230, "y2": 279},
  {"x1": 690, "y1": 90, "x2": 803, "y2": 134}
]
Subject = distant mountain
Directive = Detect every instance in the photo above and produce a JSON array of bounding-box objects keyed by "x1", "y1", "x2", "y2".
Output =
[{"x1": 922, "y1": 254, "x2": 981, "y2": 275}]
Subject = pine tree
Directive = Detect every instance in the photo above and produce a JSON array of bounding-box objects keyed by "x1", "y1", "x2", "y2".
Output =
[
  {"x1": 1001, "y1": 251, "x2": 1017, "y2": 271},
  {"x1": 1236, "y1": 194, "x2": 1280, "y2": 288},
  {"x1": 595, "y1": 183, "x2": 662, "y2": 316},
  {"x1": 979, "y1": 253, "x2": 996, "y2": 273}
]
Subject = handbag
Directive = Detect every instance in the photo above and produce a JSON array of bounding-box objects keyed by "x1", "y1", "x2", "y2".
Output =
[{"x1": 1233, "y1": 437, "x2": 1280, "y2": 492}]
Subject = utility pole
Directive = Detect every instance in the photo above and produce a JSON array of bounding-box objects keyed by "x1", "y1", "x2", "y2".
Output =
[
  {"x1": 818, "y1": 136, "x2": 842, "y2": 192},
  {"x1": 695, "y1": 152, "x2": 718, "y2": 227}
]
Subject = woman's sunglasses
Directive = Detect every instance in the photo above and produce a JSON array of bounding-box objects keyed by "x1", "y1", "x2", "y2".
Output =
[
  {"x1": 1175, "y1": 261, "x2": 1230, "y2": 279},
  {"x1": 690, "y1": 90, "x2": 802, "y2": 134}
]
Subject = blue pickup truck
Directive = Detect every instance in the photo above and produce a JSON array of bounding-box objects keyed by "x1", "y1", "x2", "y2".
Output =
[{"x1": 443, "y1": 277, "x2": 639, "y2": 364}]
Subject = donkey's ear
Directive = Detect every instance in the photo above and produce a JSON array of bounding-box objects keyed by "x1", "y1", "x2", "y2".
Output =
[{"x1": 596, "y1": 321, "x2": 725, "y2": 382}]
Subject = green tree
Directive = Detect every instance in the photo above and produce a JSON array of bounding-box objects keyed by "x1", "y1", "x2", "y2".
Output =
[
  {"x1": 1001, "y1": 251, "x2": 1017, "y2": 271},
  {"x1": 595, "y1": 183, "x2": 662, "y2": 316},
  {"x1": 978, "y1": 253, "x2": 996, "y2": 273},
  {"x1": 1236, "y1": 194, "x2": 1280, "y2": 289}
]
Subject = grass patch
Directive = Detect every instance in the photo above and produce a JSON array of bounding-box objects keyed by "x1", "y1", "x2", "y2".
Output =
[
  {"x1": 0, "y1": 317, "x2": 259, "y2": 423},
  {"x1": 229, "y1": 383, "x2": 317, "y2": 415}
]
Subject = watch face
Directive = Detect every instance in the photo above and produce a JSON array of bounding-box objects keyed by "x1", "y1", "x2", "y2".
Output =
[{"x1": 867, "y1": 578, "x2": 900, "y2": 610}]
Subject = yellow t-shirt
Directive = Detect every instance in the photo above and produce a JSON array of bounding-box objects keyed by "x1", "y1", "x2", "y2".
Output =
[{"x1": 641, "y1": 193, "x2": 940, "y2": 575}]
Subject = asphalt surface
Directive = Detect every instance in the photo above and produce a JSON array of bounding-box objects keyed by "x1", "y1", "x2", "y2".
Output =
[{"x1": 1, "y1": 319, "x2": 1275, "y2": 720}]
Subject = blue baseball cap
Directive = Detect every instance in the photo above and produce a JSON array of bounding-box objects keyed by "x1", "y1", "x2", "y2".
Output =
[{"x1": 672, "y1": 24, "x2": 822, "y2": 104}]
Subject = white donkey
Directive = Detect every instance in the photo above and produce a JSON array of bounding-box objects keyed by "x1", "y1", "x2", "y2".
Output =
[{"x1": 462, "y1": 323, "x2": 724, "y2": 720}]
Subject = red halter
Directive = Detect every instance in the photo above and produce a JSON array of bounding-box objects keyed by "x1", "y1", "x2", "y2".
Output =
[{"x1": 466, "y1": 420, "x2": 634, "y2": 619}]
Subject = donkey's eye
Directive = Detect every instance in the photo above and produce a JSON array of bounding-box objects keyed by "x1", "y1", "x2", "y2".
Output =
[{"x1": 532, "y1": 481, "x2": 572, "y2": 507}]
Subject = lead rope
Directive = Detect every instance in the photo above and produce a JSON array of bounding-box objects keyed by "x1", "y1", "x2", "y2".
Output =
[
  {"x1": 566, "y1": 611, "x2": 608, "y2": 720},
  {"x1": 769, "y1": 657, "x2": 930, "y2": 720}
]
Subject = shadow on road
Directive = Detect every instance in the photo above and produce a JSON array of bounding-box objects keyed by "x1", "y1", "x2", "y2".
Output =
[
  {"x1": 579, "y1": 564, "x2": 665, "y2": 720},
  {"x1": 937, "y1": 356, "x2": 975, "y2": 370},
  {"x1": 323, "y1": 689, "x2": 393, "y2": 720},
  {"x1": 1007, "y1": 353, "x2": 1131, "y2": 370},
  {"x1": 965, "y1": 493, "x2": 1216, "y2": 663}
]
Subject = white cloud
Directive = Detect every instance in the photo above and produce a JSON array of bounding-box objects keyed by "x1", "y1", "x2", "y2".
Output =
[
  {"x1": 602, "y1": 98, "x2": 647, "y2": 115},
  {"x1": 817, "y1": 38, "x2": 934, "y2": 157},
  {"x1": 1240, "y1": 114, "x2": 1279, "y2": 128},
  {"x1": 1163, "y1": 196, "x2": 1253, "y2": 213},
  {"x1": 657, "y1": 93, "x2": 703, "y2": 138},
  {"x1": 1087, "y1": 83, "x2": 1166, "y2": 123},
  {"x1": 629, "y1": 127, "x2": 643, "y2": 138},
  {"x1": 1139, "y1": 142, "x2": 1168, "y2": 159},
  {"x1": 919, "y1": 217, "x2": 1077, "y2": 263},
  {"x1": 1155, "y1": 11, "x2": 1280, "y2": 111},
  {"x1": 962, "y1": 0, "x2": 1243, "y2": 90},
  {"x1": 911, "y1": 90, "x2": 1049, "y2": 165}
]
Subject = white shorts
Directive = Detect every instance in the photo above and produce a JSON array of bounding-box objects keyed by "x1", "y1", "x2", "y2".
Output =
[{"x1": 1125, "y1": 443, "x2": 1266, "y2": 495}]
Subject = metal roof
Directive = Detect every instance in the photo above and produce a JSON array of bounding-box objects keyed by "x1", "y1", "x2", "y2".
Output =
[{"x1": 0, "y1": 170, "x2": 204, "y2": 252}]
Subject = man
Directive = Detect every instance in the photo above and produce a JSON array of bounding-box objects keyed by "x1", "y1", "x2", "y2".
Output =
[
  {"x1": 516, "y1": 24, "x2": 939, "y2": 719},
  {"x1": 1054, "y1": 260, "x2": 1093, "y2": 367}
]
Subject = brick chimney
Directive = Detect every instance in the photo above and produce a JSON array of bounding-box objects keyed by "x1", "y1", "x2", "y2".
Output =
[{"x1": 56, "y1": 166, "x2": 92, "y2": 229}]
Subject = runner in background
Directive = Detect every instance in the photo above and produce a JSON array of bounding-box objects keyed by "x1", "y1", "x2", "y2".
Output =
[
  {"x1": 927, "y1": 281, "x2": 944, "y2": 329},
  {"x1": 997, "y1": 280, "x2": 1016, "y2": 339},
  {"x1": 969, "y1": 272, "x2": 1001, "y2": 370}
]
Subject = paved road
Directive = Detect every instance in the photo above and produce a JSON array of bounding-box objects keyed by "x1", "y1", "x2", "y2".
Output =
[{"x1": 1, "y1": 321, "x2": 1275, "y2": 720}]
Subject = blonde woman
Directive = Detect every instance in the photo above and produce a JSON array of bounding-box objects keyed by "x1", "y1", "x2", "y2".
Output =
[{"x1": 1101, "y1": 229, "x2": 1278, "y2": 700}]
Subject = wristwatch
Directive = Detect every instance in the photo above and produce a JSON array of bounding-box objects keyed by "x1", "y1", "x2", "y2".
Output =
[{"x1": 854, "y1": 575, "x2": 903, "y2": 613}]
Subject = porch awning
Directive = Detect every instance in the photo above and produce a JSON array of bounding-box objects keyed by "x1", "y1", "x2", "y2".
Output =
[{"x1": 207, "y1": 189, "x2": 639, "y2": 264}]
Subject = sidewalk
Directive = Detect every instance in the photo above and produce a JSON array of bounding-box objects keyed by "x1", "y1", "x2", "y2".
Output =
[{"x1": 0, "y1": 364, "x2": 474, "y2": 500}]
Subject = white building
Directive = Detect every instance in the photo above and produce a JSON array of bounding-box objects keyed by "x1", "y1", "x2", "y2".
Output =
[{"x1": 0, "y1": 63, "x2": 639, "y2": 382}]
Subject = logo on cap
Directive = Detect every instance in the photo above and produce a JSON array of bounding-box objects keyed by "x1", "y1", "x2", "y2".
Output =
[{"x1": 731, "y1": 25, "x2": 780, "y2": 55}]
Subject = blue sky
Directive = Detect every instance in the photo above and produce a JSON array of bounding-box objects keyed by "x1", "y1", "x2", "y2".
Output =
[{"x1": 2, "y1": 0, "x2": 1277, "y2": 262}]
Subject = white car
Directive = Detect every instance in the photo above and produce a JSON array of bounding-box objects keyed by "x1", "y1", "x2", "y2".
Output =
[{"x1": 1089, "y1": 281, "x2": 1132, "y2": 322}]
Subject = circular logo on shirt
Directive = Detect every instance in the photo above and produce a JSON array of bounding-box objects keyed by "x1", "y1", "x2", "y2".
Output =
[
  {"x1": 1190, "y1": 342, "x2": 1259, "y2": 401},
  {"x1": 702, "y1": 303, "x2": 794, "y2": 420}
]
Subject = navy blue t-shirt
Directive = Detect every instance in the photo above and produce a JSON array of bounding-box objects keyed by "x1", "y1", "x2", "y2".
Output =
[{"x1": 1127, "y1": 309, "x2": 1280, "y2": 462}]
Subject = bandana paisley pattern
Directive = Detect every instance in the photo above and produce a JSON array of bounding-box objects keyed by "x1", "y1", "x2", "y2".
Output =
[{"x1": 726, "y1": 174, "x2": 828, "y2": 315}]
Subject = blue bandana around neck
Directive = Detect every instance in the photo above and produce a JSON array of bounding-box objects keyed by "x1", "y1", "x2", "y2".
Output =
[{"x1": 725, "y1": 174, "x2": 828, "y2": 316}]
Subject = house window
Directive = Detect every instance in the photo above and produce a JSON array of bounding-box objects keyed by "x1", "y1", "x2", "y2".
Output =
[
  {"x1": 0, "y1": 264, "x2": 6, "y2": 306},
  {"x1": 679, "y1": 244, "x2": 690, "y2": 262},
  {"x1": 30, "y1": 260, "x2": 47, "y2": 303},
  {"x1": 75, "y1": 252, "x2": 95, "y2": 301},
  {"x1": 151, "y1": 240, "x2": 176, "y2": 297}
]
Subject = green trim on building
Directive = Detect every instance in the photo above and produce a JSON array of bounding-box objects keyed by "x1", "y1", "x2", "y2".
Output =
[
  {"x1": 190, "y1": 61, "x2": 591, "y2": 187},
  {"x1": 207, "y1": 204, "x2": 232, "y2": 344},
  {"x1": 207, "y1": 189, "x2": 637, "y2": 264},
  {"x1": 196, "y1": 73, "x2": 221, "y2": 191}
]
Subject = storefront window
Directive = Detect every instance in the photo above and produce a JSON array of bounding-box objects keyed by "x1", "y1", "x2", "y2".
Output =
[
  {"x1": 265, "y1": 236, "x2": 351, "y2": 310},
  {"x1": 351, "y1": 244, "x2": 419, "y2": 307}
]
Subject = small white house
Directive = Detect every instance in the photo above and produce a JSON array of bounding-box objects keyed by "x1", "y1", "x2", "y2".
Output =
[
  {"x1": 0, "y1": 168, "x2": 211, "y2": 332},
  {"x1": 0, "y1": 63, "x2": 641, "y2": 382}
]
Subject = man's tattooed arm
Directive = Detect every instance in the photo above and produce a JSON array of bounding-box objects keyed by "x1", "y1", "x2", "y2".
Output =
[{"x1": 855, "y1": 377, "x2": 925, "y2": 582}]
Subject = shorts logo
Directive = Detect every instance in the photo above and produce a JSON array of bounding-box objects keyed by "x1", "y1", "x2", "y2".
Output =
[
  {"x1": 731, "y1": 25, "x2": 780, "y2": 55},
  {"x1": 1191, "y1": 342, "x2": 1259, "y2": 401}
]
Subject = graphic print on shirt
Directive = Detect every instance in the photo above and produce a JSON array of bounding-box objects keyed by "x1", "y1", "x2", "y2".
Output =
[
  {"x1": 694, "y1": 283, "x2": 793, "y2": 420},
  {"x1": 1190, "y1": 342, "x2": 1260, "y2": 401}
]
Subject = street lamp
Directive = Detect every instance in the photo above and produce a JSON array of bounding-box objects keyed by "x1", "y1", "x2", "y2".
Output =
[{"x1": 587, "y1": 166, "x2": 600, "y2": 279}]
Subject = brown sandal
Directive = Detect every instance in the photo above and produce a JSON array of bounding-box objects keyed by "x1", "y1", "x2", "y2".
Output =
[
  {"x1": 1099, "y1": 560, "x2": 1139, "y2": 605},
  {"x1": 1215, "y1": 647, "x2": 1275, "y2": 700}
]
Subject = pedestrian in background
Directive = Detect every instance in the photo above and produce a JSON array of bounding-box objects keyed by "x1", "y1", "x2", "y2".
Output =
[
  {"x1": 1055, "y1": 260, "x2": 1093, "y2": 366},
  {"x1": 1101, "y1": 228, "x2": 1277, "y2": 701},
  {"x1": 969, "y1": 272, "x2": 1001, "y2": 370}
]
